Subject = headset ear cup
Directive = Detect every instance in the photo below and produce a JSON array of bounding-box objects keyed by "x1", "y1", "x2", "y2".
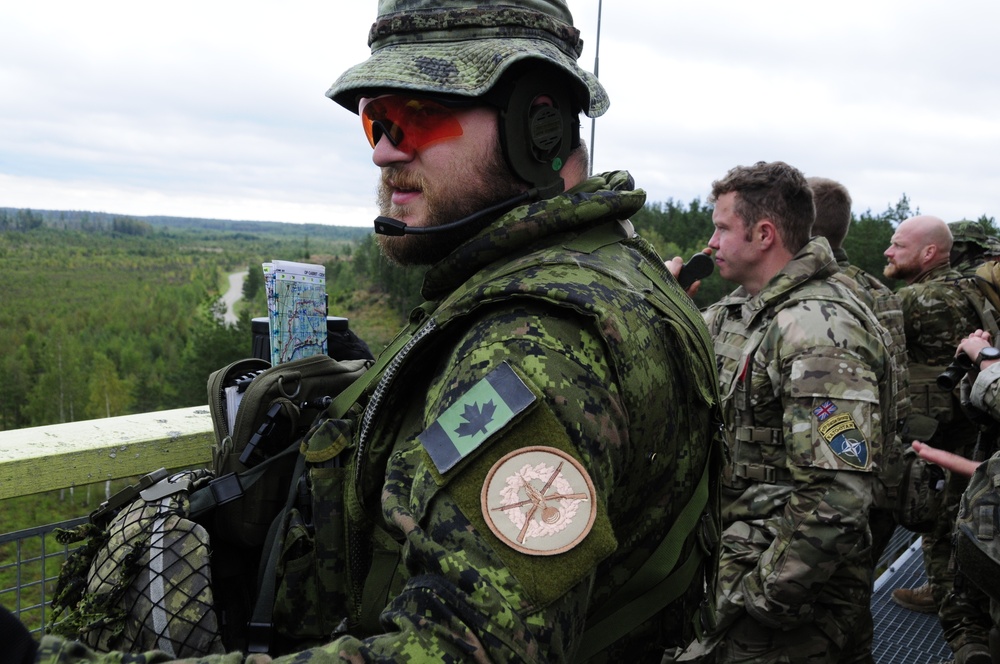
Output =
[{"x1": 498, "y1": 70, "x2": 575, "y2": 189}]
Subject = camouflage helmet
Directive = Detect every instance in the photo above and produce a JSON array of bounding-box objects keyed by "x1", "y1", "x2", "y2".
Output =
[{"x1": 326, "y1": 0, "x2": 608, "y2": 118}]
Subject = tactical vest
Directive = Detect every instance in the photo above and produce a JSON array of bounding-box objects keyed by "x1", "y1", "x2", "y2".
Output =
[
  {"x1": 955, "y1": 450, "x2": 1000, "y2": 602},
  {"x1": 277, "y1": 220, "x2": 723, "y2": 658},
  {"x1": 712, "y1": 274, "x2": 899, "y2": 492},
  {"x1": 906, "y1": 277, "x2": 1000, "y2": 431},
  {"x1": 839, "y1": 264, "x2": 911, "y2": 423}
]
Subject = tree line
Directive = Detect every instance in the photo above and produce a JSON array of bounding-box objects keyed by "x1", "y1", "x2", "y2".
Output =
[
  {"x1": 2, "y1": 197, "x2": 995, "y2": 432},
  {"x1": 0, "y1": 216, "x2": 362, "y2": 430}
]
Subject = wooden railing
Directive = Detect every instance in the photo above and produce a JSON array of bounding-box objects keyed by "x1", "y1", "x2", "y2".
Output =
[
  {"x1": 0, "y1": 406, "x2": 216, "y2": 635},
  {"x1": 0, "y1": 406, "x2": 215, "y2": 501}
]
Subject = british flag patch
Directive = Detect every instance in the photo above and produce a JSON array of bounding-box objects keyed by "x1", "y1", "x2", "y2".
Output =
[{"x1": 813, "y1": 400, "x2": 838, "y2": 421}]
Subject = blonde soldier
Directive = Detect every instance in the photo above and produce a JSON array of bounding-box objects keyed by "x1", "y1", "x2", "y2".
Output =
[{"x1": 680, "y1": 161, "x2": 896, "y2": 663}]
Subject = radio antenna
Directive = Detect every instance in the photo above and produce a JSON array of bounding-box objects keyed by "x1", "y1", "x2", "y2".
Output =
[{"x1": 589, "y1": 0, "x2": 602, "y2": 176}]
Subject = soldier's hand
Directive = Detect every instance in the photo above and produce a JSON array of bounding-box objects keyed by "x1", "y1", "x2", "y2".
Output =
[
  {"x1": 912, "y1": 441, "x2": 979, "y2": 477},
  {"x1": 666, "y1": 250, "x2": 713, "y2": 298}
]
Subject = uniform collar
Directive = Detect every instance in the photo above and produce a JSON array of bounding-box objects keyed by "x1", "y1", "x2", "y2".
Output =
[{"x1": 420, "y1": 170, "x2": 645, "y2": 300}]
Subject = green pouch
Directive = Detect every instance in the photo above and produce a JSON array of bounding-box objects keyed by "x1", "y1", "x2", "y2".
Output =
[
  {"x1": 896, "y1": 447, "x2": 946, "y2": 533},
  {"x1": 206, "y1": 354, "x2": 370, "y2": 547},
  {"x1": 272, "y1": 417, "x2": 355, "y2": 646}
]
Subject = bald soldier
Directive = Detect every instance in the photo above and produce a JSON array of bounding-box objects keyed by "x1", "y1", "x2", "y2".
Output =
[{"x1": 885, "y1": 215, "x2": 993, "y2": 664}]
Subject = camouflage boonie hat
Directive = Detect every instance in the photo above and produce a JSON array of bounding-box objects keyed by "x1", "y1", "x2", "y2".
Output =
[
  {"x1": 327, "y1": 0, "x2": 608, "y2": 118},
  {"x1": 950, "y1": 220, "x2": 998, "y2": 250}
]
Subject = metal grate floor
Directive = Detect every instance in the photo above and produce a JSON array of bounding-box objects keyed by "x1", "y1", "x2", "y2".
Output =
[{"x1": 872, "y1": 534, "x2": 953, "y2": 664}]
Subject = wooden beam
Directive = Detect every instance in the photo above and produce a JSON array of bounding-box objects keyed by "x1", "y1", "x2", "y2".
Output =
[{"x1": 0, "y1": 406, "x2": 215, "y2": 500}]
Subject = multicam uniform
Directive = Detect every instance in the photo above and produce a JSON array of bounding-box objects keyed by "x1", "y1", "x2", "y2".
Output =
[
  {"x1": 687, "y1": 238, "x2": 894, "y2": 663},
  {"x1": 832, "y1": 246, "x2": 910, "y2": 500},
  {"x1": 831, "y1": 247, "x2": 910, "y2": 660},
  {"x1": 38, "y1": 171, "x2": 721, "y2": 664},
  {"x1": 966, "y1": 361, "x2": 1000, "y2": 658},
  {"x1": 900, "y1": 264, "x2": 992, "y2": 654}
]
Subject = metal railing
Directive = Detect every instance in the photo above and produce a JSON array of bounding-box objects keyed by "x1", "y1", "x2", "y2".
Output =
[
  {"x1": 0, "y1": 406, "x2": 215, "y2": 635},
  {"x1": 0, "y1": 517, "x2": 87, "y2": 635}
]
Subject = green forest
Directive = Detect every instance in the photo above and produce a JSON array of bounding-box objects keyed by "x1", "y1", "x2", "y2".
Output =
[{"x1": 3, "y1": 196, "x2": 996, "y2": 432}]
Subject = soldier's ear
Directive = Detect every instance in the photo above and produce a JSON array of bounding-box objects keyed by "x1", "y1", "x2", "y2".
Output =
[{"x1": 757, "y1": 218, "x2": 779, "y2": 249}]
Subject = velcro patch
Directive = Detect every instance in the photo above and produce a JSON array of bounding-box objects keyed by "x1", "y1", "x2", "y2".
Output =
[
  {"x1": 419, "y1": 362, "x2": 536, "y2": 474},
  {"x1": 818, "y1": 412, "x2": 870, "y2": 469},
  {"x1": 813, "y1": 400, "x2": 838, "y2": 422},
  {"x1": 481, "y1": 446, "x2": 597, "y2": 556}
]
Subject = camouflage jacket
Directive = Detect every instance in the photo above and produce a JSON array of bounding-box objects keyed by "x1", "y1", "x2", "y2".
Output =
[
  {"x1": 832, "y1": 248, "x2": 910, "y2": 494},
  {"x1": 899, "y1": 263, "x2": 980, "y2": 448},
  {"x1": 969, "y1": 362, "x2": 1000, "y2": 420},
  {"x1": 38, "y1": 171, "x2": 721, "y2": 664},
  {"x1": 699, "y1": 238, "x2": 893, "y2": 650}
]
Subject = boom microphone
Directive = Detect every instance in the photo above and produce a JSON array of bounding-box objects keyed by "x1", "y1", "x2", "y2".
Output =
[{"x1": 373, "y1": 181, "x2": 563, "y2": 236}]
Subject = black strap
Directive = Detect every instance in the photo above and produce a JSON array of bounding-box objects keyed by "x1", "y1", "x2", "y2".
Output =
[
  {"x1": 188, "y1": 441, "x2": 300, "y2": 519},
  {"x1": 245, "y1": 451, "x2": 309, "y2": 654}
]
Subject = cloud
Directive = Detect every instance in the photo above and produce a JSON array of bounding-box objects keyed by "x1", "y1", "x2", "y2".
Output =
[{"x1": 2, "y1": 1, "x2": 999, "y2": 226}]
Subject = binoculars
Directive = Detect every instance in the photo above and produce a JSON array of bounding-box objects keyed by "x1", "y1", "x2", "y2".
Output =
[{"x1": 937, "y1": 353, "x2": 975, "y2": 391}]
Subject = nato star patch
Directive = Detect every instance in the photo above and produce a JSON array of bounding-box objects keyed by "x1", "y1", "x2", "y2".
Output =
[
  {"x1": 419, "y1": 362, "x2": 536, "y2": 474},
  {"x1": 481, "y1": 446, "x2": 597, "y2": 556},
  {"x1": 818, "y1": 412, "x2": 870, "y2": 469}
]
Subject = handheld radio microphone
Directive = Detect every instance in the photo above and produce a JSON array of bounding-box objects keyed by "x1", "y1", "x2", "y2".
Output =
[
  {"x1": 373, "y1": 180, "x2": 563, "y2": 236},
  {"x1": 676, "y1": 252, "x2": 714, "y2": 289}
]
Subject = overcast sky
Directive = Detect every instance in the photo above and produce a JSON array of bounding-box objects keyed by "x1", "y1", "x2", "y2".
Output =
[{"x1": 2, "y1": 1, "x2": 999, "y2": 229}]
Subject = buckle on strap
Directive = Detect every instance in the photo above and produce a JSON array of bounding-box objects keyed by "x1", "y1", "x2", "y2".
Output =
[
  {"x1": 208, "y1": 472, "x2": 245, "y2": 506},
  {"x1": 733, "y1": 462, "x2": 789, "y2": 484},
  {"x1": 735, "y1": 425, "x2": 780, "y2": 445}
]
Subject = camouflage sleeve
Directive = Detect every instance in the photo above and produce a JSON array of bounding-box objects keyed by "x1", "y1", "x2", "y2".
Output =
[
  {"x1": 970, "y1": 362, "x2": 1000, "y2": 417},
  {"x1": 268, "y1": 301, "x2": 624, "y2": 663},
  {"x1": 741, "y1": 305, "x2": 881, "y2": 630},
  {"x1": 36, "y1": 635, "x2": 249, "y2": 664}
]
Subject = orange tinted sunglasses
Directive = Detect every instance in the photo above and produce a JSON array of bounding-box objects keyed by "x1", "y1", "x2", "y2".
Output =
[{"x1": 359, "y1": 95, "x2": 465, "y2": 151}]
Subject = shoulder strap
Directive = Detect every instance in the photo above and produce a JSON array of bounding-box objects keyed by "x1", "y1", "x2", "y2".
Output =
[
  {"x1": 957, "y1": 275, "x2": 1000, "y2": 339},
  {"x1": 576, "y1": 454, "x2": 713, "y2": 660},
  {"x1": 241, "y1": 306, "x2": 441, "y2": 653}
]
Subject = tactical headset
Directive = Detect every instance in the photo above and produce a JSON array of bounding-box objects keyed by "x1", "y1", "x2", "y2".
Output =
[
  {"x1": 373, "y1": 63, "x2": 582, "y2": 236},
  {"x1": 495, "y1": 64, "x2": 580, "y2": 194}
]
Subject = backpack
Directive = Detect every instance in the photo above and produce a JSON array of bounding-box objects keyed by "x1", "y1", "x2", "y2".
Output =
[
  {"x1": 956, "y1": 261, "x2": 1000, "y2": 340},
  {"x1": 49, "y1": 353, "x2": 372, "y2": 655},
  {"x1": 955, "y1": 451, "x2": 1000, "y2": 602},
  {"x1": 203, "y1": 354, "x2": 371, "y2": 548},
  {"x1": 49, "y1": 468, "x2": 226, "y2": 657}
]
